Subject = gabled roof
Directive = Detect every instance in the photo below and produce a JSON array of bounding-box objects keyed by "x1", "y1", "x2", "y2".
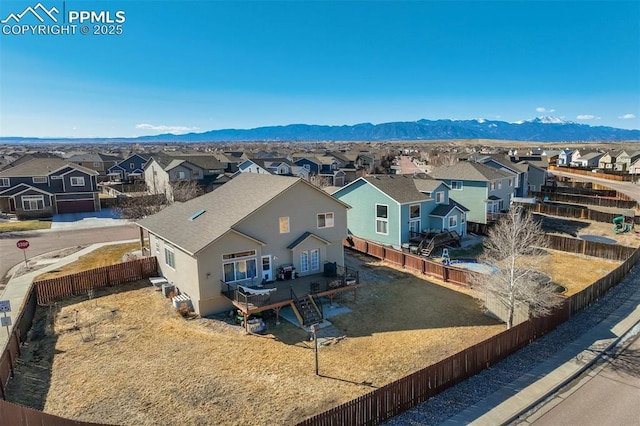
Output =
[
  {"x1": 429, "y1": 161, "x2": 514, "y2": 182},
  {"x1": 287, "y1": 232, "x2": 331, "y2": 249},
  {"x1": 577, "y1": 151, "x2": 604, "y2": 161},
  {"x1": 0, "y1": 183, "x2": 53, "y2": 196},
  {"x1": 68, "y1": 153, "x2": 122, "y2": 163},
  {"x1": 0, "y1": 158, "x2": 97, "y2": 177},
  {"x1": 137, "y1": 174, "x2": 347, "y2": 255},
  {"x1": 412, "y1": 176, "x2": 446, "y2": 193},
  {"x1": 429, "y1": 199, "x2": 469, "y2": 217},
  {"x1": 362, "y1": 175, "x2": 431, "y2": 204}
]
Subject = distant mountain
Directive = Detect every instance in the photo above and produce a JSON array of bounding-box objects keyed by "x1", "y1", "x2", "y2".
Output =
[
  {"x1": 2, "y1": 117, "x2": 639, "y2": 143},
  {"x1": 135, "y1": 117, "x2": 639, "y2": 143}
]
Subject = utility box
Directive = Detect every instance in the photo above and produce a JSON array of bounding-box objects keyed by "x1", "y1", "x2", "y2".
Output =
[
  {"x1": 324, "y1": 261, "x2": 337, "y2": 277},
  {"x1": 161, "y1": 283, "x2": 175, "y2": 298}
]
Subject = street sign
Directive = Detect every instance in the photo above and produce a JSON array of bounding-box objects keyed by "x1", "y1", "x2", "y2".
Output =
[
  {"x1": 0, "y1": 317, "x2": 11, "y2": 327},
  {"x1": 0, "y1": 300, "x2": 10, "y2": 313},
  {"x1": 16, "y1": 239, "x2": 29, "y2": 250}
]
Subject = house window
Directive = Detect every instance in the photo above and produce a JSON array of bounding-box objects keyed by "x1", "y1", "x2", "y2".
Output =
[
  {"x1": 32, "y1": 177, "x2": 47, "y2": 184},
  {"x1": 310, "y1": 249, "x2": 320, "y2": 271},
  {"x1": 461, "y1": 214, "x2": 466, "y2": 223},
  {"x1": 164, "y1": 245, "x2": 176, "y2": 269},
  {"x1": 130, "y1": 163, "x2": 135, "y2": 169},
  {"x1": 300, "y1": 251, "x2": 309, "y2": 273},
  {"x1": 22, "y1": 195, "x2": 44, "y2": 211},
  {"x1": 176, "y1": 171, "x2": 186, "y2": 179},
  {"x1": 222, "y1": 250, "x2": 257, "y2": 283},
  {"x1": 192, "y1": 170, "x2": 200, "y2": 177},
  {"x1": 410, "y1": 204, "x2": 420, "y2": 219},
  {"x1": 70, "y1": 176, "x2": 85, "y2": 186},
  {"x1": 449, "y1": 216, "x2": 457, "y2": 228},
  {"x1": 93, "y1": 162, "x2": 101, "y2": 167},
  {"x1": 376, "y1": 204, "x2": 388, "y2": 235},
  {"x1": 451, "y1": 181, "x2": 463, "y2": 190},
  {"x1": 317, "y1": 212, "x2": 334, "y2": 228},
  {"x1": 498, "y1": 182, "x2": 502, "y2": 189},
  {"x1": 508, "y1": 178, "x2": 513, "y2": 186},
  {"x1": 0, "y1": 178, "x2": 10, "y2": 187},
  {"x1": 279, "y1": 217, "x2": 290, "y2": 233},
  {"x1": 155, "y1": 240, "x2": 160, "y2": 254},
  {"x1": 435, "y1": 191, "x2": 444, "y2": 203},
  {"x1": 303, "y1": 164, "x2": 310, "y2": 170}
]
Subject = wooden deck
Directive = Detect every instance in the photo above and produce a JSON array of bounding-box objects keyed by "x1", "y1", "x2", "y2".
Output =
[{"x1": 227, "y1": 272, "x2": 359, "y2": 316}]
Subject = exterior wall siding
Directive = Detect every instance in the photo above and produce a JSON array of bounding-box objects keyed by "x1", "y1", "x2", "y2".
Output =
[{"x1": 446, "y1": 180, "x2": 488, "y2": 224}]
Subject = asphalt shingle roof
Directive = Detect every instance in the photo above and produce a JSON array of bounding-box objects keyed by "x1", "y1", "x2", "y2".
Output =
[
  {"x1": 363, "y1": 175, "x2": 431, "y2": 204},
  {"x1": 137, "y1": 174, "x2": 303, "y2": 255},
  {"x1": 429, "y1": 161, "x2": 514, "y2": 182},
  {"x1": 0, "y1": 158, "x2": 97, "y2": 177}
]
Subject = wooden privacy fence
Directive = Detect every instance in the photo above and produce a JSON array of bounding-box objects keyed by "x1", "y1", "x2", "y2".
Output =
[
  {"x1": 547, "y1": 234, "x2": 637, "y2": 261},
  {"x1": 549, "y1": 165, "x2": 633, "y2": 182},
  {"x1": 519, "y1": 202, "x2": 640, "y2": 225},
  {"x1": 34, "y1": 257, "x2": 158, "y2": 305},
  {"x1": 346, "y1": 236, "x2": 477, "y2": 286},
  {"x1": 297, "y1": 304, "x2": 571, "y2": 426},
  {"x1": 531, "y1": 191, "x2": 638, "y2": 209}
]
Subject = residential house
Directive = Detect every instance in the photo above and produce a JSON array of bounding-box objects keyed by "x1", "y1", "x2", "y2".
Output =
[
  {"x1": 570, "y1": 151, "x2": 604, "y2": 169},
  {"x1": 137, "y1": 173, "x2": 349, "y2": 316},
  {"x1": 143, "y1": 154, "x2": 224, "y2": 200},
  {"x1": 68, "y1": 153, "x2": 123, "y2": 180},
  {"x1": 613, "y1": 151, "x2": 640, "y2": 172},
  {"x1": 0, "y1": 158, "x2": 100, "y2": 218},
  {"x1": 517, "y1": 161, "x2": 548, "y2": 193},
  {"x1": 107, "y1": 153, "x2": 150, "y2": 182},
  {"x1": 234, "y1": 158, "x2": 310, "y2": 180},
  {"x1": 598, "y1": 151, "x2": 621, "y2": 170},
  {"x1": 331, "y1": 175, "x2": 467, "y2": 250},
  {"x1": 556, "y1": 149, "x2": 577, "y2": 166},
  {"x1": 429, "y1": 162, "x2": 515, "y2": 225},
  {"x1": 475, "y1": 155, "x2": 527, "y2": 197}
]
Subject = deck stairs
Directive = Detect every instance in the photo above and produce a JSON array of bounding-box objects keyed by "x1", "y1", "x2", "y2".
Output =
[
  {"x1": 418, "y1": 231, "x2": 462, "y2": 257},
  {"x1": 290, "y1": 288, "x2": 323, "y2": 326}
]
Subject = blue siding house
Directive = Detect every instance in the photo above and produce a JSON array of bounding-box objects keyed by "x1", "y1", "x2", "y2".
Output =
[
  {"x1": 0, "y1": 158, "x2": 100, "y2": 218},
  {"x1": 107, "y1": 153, "x2": 150, "y2": 182},
  {"x1": 332, "y1": 175, "x2": 468, "y2": 249}
]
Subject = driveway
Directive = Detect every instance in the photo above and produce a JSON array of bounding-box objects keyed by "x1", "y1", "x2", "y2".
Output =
[{"x1": 50, "y1": 208, "x2": 131, "y2": 230}]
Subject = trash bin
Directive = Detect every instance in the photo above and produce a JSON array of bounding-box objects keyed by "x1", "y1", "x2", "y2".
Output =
[{"x1": 324, "y1": 261, "x2": 337, "y2": 277}]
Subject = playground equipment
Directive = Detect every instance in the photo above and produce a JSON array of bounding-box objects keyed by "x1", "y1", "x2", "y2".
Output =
[{"x1": 612, "y1": 216, "x2": 632, "y2": 234}]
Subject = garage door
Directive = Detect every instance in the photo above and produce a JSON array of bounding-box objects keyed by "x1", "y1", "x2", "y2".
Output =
[{"x1": 56, "y1": 199, "x2": 96, "y2": 213}]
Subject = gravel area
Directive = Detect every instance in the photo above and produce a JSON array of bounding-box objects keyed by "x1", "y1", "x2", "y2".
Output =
[{"x1": 386, "y1": 262, "x2": 640, "y2": 425}]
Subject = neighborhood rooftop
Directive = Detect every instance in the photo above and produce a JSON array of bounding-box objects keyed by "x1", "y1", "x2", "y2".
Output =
[
  {"x1": 362, "y1": 175, "x2": 432, "y2": 204},
  {"x1": 429, "y1": 161, "x2": 514, "y2": 181},
  {"x1": 137, "y1": 173, "x2": 307, "y2": 255},
  {"x1": 0, "y1": 158, "x2": 98, "y2": 177}
]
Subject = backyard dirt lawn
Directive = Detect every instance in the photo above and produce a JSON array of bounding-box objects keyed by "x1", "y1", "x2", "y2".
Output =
[{"x1": 8, "y1": 254, "x2": 505, "y2": 426}]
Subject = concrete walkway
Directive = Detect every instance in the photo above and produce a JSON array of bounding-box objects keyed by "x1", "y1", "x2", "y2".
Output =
[{"x1": 0, "y1": 239, "x2": 139, "y2": 350}]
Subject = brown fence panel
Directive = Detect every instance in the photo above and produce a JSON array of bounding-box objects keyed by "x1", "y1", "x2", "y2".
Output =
[
  {"x1": 384, "y1": 249, "x2": 404, "y2": 266},
  {"x1": 34, "y1": 258, "x2": 158, "y2": 305},
  {"x1": 403, "y1": 254, "x2": 424, "y2": 274},
  {"x1": 0, "y1": 399, "x2": 106, "y2": 425},
  {"x1": 444, "y1": 267, "x2": 473, "y2": 286},
  {"x1": 532, "y1": 191, "x2": 637, "y2": 209},
  {"x1": 366, "y1": 242, "x2": 384, "y2": 259}
]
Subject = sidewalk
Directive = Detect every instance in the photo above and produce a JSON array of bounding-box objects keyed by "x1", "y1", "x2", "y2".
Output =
[
  {"x1": 0, "y1": 239, "x2": 139, "y2": 349},
  {"x1": 442, "y1": 268, "x2": 640, "y2": 425}
]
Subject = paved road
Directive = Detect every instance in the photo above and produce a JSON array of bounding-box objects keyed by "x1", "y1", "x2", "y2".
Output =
[
  {"x1": 550, "y1": 170, "x2": 640, "y2": 202},
  {"x1": 0, "y1": 224, "x2": 140, "y2": 283},
  {"x1": 519, "y1": 333, "x2": 640, "y2": 425},
  {"x1": 397, "y1": 156, "x2": 426, "y2": 175}
]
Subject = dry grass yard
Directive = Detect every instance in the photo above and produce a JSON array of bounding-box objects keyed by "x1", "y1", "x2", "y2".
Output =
[
  {"x1": 8, "y1": 258, "x2": 504, "y2": 426},
  {"x1": 35, "y1": 242, "x2": 141, "y2": 280},
  {"x1": 0, "y1": 219, "x2": 51, "y2": 233}
]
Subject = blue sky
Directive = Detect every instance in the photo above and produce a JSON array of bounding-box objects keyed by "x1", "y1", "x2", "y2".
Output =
[{"x1": 0, "y1": 0, "x2": 638, "y2": 138}]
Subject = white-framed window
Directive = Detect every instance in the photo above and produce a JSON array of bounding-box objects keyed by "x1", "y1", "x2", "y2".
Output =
[
  {"x1": 22, "y1": 195, "x2": 44, "y2": 211},
  {"x1": 451, "y1": 181, "x2": 463, "y2": 190},
  {"x1": 435, "y1": 191, "x2": 444, "y2": 203},
  {"x1": 310, "y1": 249, "x2": 320, "y2": 271},
  {"x1": 32, "y1": 177, "x2": 47, "y2": 184},
  {"x1": 222, "y1": 250, "x2": 257, "y2": 283},
  {"x1": 489, "y1": 182, "x2": 497, "y2": 191},
  {"x1": 303, "y1": 164, "x2": 310, "y2": 170},
  {"x1": 70, "y1": 176, "x2": 85, "y2": 186},
  {"x1": 0, "y1": 178, "x2": 10, "y2": 187},
  {"x1": 498, "y1": 181, "x2": 502, "y2": 189},
  {"x1": 410, "y1": 204, "x2": 420, "y2": 219},
  {"x1": 93, "y1": 162, "x2": 101, "y2": 167},
  {"x1": 164, "y1": 245, "x2": 176, "y2": 269},
  {"x1": 300, "y1": 251, "x2": 309, "y2": 273},
  {"x1": 461, "y1": 214, "x2": 466, "y2": 223},
  {"x1": 130, "y1": 163, "x2": 135, "y2": 169},
  {"x1": 155, "y1": 240, "x2": 160, "y2": 254},
  {"x1": 449, "y1": 215, "x2": 457, "y2": 228},
  {"x1": 375, "y1": 204, "x2": 388, "y2": 235},
  {"x1": 317, "y1": 212, "x2": 334, "y2": 228},
  {"x1": 279, "y1": 217, "x2": 290, "y2": 233},
  {"x1": 508, "y1": 178, "x2": 513, "y2": 186},
  {"x1": 176, "y1": 171, "x2": 186, "y2": 179}
]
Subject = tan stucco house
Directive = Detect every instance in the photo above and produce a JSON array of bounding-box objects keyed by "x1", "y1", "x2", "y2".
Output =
[{"x1": 137, "y1": 173, "x2": 350, "y2": 316}]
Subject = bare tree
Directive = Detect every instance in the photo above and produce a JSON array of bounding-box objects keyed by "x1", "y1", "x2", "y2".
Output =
[
  {"x1": 115, "y1": 194, "x2": 168, "y2": 219},
  {"x1": 471, "y1": 208, "x2": 563, "y2": 329},
  {"x1": 309, "y1": 174, "x2": 332, "y2": 189},
  {"x1": 171, "y1": 180, "x2": 203, "y2": 202}
]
